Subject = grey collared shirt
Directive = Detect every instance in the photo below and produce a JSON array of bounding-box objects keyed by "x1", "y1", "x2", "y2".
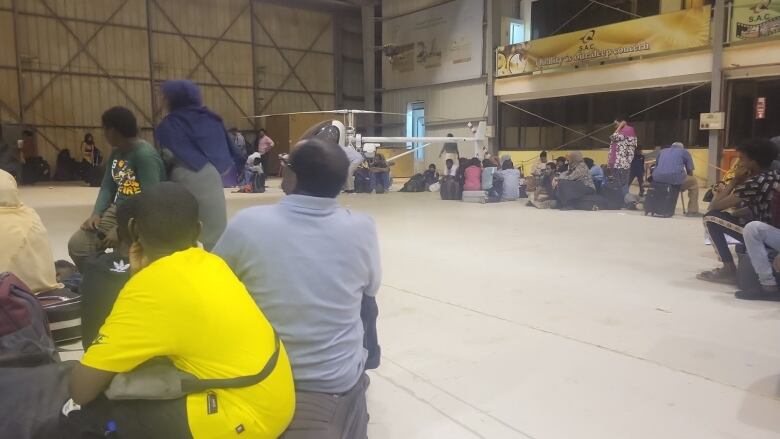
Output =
[{"x1": 213, "y1": 195, "x2": 381, "y2": 393}]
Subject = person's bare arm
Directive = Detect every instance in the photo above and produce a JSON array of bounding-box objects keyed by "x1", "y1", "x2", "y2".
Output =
[{"x1": 69, "y1": 363, "x2": 116, "y2": 405}]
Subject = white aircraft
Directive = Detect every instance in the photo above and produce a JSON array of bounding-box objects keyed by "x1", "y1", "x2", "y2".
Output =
[{"x1": 250, "y1": 109, "x2": 487, "y2": 162}]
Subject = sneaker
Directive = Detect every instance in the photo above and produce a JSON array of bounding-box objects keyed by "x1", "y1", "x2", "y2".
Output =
[{"x1": 735, "y1": 289, "x2": 780, "y2": 301}]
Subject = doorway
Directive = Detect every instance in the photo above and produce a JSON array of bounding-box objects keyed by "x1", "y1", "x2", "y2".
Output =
[{"x1": 407, "y1": 102, "x2": 425, "y2": 168}]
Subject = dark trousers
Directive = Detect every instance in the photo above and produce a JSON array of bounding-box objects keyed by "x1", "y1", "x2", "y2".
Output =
[
  {"x1": 629, "y1": 171, "x2": 645, "y2": 194},
  {"x1": 361, "y1": 295, "x2": 380, "y2": 370},
  {"x1": 703, "y1": 210, "x2": 745, "y2": 264},
  {"x1": 60, "y1": 396, "x2": 192, "y2": 439}
]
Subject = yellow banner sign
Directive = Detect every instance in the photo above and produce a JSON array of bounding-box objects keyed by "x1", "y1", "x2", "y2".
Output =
[{"x1": 496, "y1": 6, "x2": 711, "y2": 77}]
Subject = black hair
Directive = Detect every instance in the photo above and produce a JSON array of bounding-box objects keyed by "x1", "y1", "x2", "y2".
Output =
[
  {"x1": 84, "y1": 133, "x2": 94, "y2": 143},
  {"x1": 546, "y1": 162, "x2": 556, "y2": 169},
  {"x1": 289, "y1": 138, "x2": 349, "y2": 198},
  {"x1": 429, "y1": 164, "x2": 436, "y2": 169},
  {"x1": 54, "y1": 260, "x2": 76, "y2": 270},
  {"x1": 133, "y1": 182, "x2": 199, "y2": 252},
  {"x1": 253, "y1": 157, "x2": 262, "y2": 166},
  {"x1": 583, "y1": 157, "x2": 595, "y2": 168},
  {"x1": 22, "y1": 129, "x2": 33, "y2": 137},
  {"x1": 115, "y1": 196, "x2": 137, "y2": 246},
  {"x1": 614, "y1": 115, "x2": 628, "y2": 122},
  {"x1": 229, "y1": 127, "x2": 238, "y2": 132},
  {"x1": 540, "y1": 151, "x2": 547, "y2": 158},
  {"x1": 469, "y1": 157, "x2": 481, "y2": 167},
  {"x1": 502, "y1": 159, "x2": 514, "y2": 170},
  {"x1": 445, "y1": 159, "x2": 454, "y2": 166},
  {"x1": 101, "y1": 106, "x2": 139, "y2": 138},
  {"x1": 447, "y1": 133, "x2": 454, "y2": 137},
  {"x1": 259, "y1": 128, "x2": 267, "y2": 133},
  {"x1": 737, "y1": 138, "x2": 779, "y2": 169},
  {"x1": 482, "y1": 159, "x2": 494, "y2": 167},
  {"x1": 555, "y1": 156, "x2": 566, "y2": 163}
]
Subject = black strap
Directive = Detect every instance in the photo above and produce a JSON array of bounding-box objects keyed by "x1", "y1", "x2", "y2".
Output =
[{"x1": 181, "y1": 331, "x2": 281, "y2": 393}]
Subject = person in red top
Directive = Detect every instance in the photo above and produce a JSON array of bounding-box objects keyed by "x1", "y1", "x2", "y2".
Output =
[{"x1": 463, "y1": 158, "x2": 482, "y2": 191}]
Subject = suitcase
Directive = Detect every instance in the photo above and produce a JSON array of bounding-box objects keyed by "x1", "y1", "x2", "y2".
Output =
[
  {"x1": 736, "y1": 245, "x2": 780, "y2": 292},
  {"x1": 600, "y1": 184, "x2": 625, "y2": 210},
  {"x1": 440, "y1": 176, "x2": 461, "y2": 200},
  {"x1": 37, "y1": 288, "x2": 82, "y2": 345},
  {"x1": 644, "y1": 182, "x2": 680, "y2": 218},
  {"x1": 462, "y1": 190, "x2": 487, "y2": 204}
]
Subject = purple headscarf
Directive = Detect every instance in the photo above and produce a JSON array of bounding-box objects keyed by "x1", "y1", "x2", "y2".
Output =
[{"x1": 155, "y1": 80, "x2": 240, "y2": 173}]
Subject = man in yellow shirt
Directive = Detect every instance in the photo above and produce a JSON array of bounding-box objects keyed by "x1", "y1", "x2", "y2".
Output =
[{"x1": 61, "y1": 182, "x2": 295, "y2": 438}]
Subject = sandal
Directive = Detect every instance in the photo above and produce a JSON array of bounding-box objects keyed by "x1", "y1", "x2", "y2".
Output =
[{"x1": 696, "y1": 268, "x2": 737, "y2": 285}]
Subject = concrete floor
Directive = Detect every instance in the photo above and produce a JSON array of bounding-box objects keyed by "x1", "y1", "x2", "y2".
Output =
[{"x1": 20, "y1": 182, "x2": 780, "y2": 439}]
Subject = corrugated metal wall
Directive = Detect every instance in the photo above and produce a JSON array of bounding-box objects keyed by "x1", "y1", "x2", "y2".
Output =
[{"x1": 0, "y1": 0, "x2": 358, "y2": 167}]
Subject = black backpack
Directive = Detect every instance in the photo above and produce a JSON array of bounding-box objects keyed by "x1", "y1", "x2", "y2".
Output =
[
  {"x1": 400, "y1": 174, "x2": 427, "y2": 192},
  {"x1": 354, "y1": 168, "x2": 371, "y2": 193}
]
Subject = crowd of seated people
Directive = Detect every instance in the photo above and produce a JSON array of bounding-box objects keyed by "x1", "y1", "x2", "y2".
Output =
[{"x1": 1, "y1": 100, "x2": 381, "y2": 439}]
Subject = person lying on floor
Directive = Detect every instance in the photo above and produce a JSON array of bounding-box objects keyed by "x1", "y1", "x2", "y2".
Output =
[
  {"x1": 554, "y1": 152, "x2": 596, "y2": 209},
  {"x1": 63, "y1": 182, "x2": 295, "y2": 439},
  {"x1": 78, "y1": 198, "x2": 134, "y2": 348},
  {"x1": 214, "y1": 139, "x2": 381, "y2": 439},
  {"x1": 737, "y1": 220, "x2": 780, "y2": 301},
  {"x1": 698, "y1": 138, "x2": 780, "y2": 285},
  {"x1": 0, "y1": 169, "x2": 64, "y2": 295}
]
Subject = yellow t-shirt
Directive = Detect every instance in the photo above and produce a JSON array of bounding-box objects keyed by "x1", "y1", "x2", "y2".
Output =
[{"x1": 82, "y1": 248, "x2": 295, "y2": 438}]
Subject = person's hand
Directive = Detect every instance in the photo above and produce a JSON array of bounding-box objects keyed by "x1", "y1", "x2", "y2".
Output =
[
  {"x1": 81, "y1": 214, "x2": 101, "y2": 231},
  {"x1": 101, "y1": 227, "x2": 118, "y2": 249}
]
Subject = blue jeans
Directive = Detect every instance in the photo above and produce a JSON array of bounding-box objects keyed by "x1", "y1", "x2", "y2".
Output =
[
  {"x1": 370, "y1": 172, "x2": 390, "y2": 193},
  {"x1": 743, "y1": 221, "x2": 780, "y2": 286}
]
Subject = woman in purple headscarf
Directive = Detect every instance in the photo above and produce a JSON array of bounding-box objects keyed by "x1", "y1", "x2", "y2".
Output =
[{"x1": 155, "y1": 80, "x2": 243, "y2": 250}]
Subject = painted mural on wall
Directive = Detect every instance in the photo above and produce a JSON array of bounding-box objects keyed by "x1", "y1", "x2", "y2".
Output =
[
  {"x1": 732, "y1": 0, "x2": 780, "y2": 42},
  {"x1": 496, "y1": 6, "x2": 711, "y2": 77}
]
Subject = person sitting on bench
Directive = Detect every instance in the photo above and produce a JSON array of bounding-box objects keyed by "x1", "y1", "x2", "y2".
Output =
[
  {"x1": 62, "y1": 182, "x2": 295, "y2": 438},
  {"x1": 698, "y1": 139, "x2": 780, "y2": 285},
  {"x1": 652, "y1": 142, "x2": 700, "y2": 217}
]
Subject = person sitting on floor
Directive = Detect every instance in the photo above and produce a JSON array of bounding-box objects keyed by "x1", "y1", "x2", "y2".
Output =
[
  {"x1": 62, "y1": 182, "x2": 295, "y2": 438},
  {"x1": 0, "y1": 169, "x2": 64, "y2": 294},
  {"x1": 463, "y1": 158, "x2": 482, "y2": 192},
  {"x1": 443, "y1": 159, "x2": 457, "y2": 177},
  {"x1": 77, "y1": 198, "x2": 134, "y2": 348},
  {"x1": 555, "y1": 152, "x2": 596, "y2": 209},
  {"x1": 455, "y1": 157, "x2": 469, "y2": 192},
  {"x1": 528, "y1": 162, "x2": 558, "y2": 209},
  {"x1": 651, "y1": 141, "x2": 700, "y2": 217},
  {"x1": 423, "y1": 164, "x2": 440, "y2": 187},
  {"x1": 584, "y1": 157, "x2": 604, "y2": 192},
  {"x1": 497, "y1": 159, "x2": 521, "y2": 201},
  {"x1": 369, "y1": 153, "x2": 392, "y2": 193},
  {"x1": 214, "y1": 138, "x2": 381, "y2": 439},
  {"x1": 555, "y1": 156, "x2": 569, "y2": 174},
  {"x1": 481, "y1": 158, "x2": 498, "y2": 195},
  {"x1": 68, "y1": 106, "x2": 165, "y2": 268},
  {"x1": 698, "y1": 138, "x2": 780, "y2": 285},
  {"x1": 737, "y1": 220, "x2": 780, "y2": 301}
]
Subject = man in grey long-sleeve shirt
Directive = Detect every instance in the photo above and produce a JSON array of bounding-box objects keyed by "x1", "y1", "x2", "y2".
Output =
[{"x1": 214, "y1": 138, "x2": 381, "y2": 439}]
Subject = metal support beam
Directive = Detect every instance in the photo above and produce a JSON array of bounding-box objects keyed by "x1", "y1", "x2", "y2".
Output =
[
  {"x1": 150, "y1": 0, "x2": 252, "y2": 120},
  {"x1": 360, "y1": 4, "x2": 375, "y2": 113},
  {"x1": 249, "y1": 0, "x2": 259, "y2": 130},
  {"x1": 253, "y1": 12, "x2": 330, "y2": 113},
  {"x1": 485, "y1": 0, "x2": 496, "y2": 154},
  {"x1": 708, "y1": 0, "x2": 725, "y2": 186},
  {"x1": 333, "y1": 14, "x2": 344, "y2": 109},
  {"x1": 11, "y1": 0, "x2": 24, "y2": 124},
  {"x1": 145, "y1": 0, "x2": 158, "y2": 126}
]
